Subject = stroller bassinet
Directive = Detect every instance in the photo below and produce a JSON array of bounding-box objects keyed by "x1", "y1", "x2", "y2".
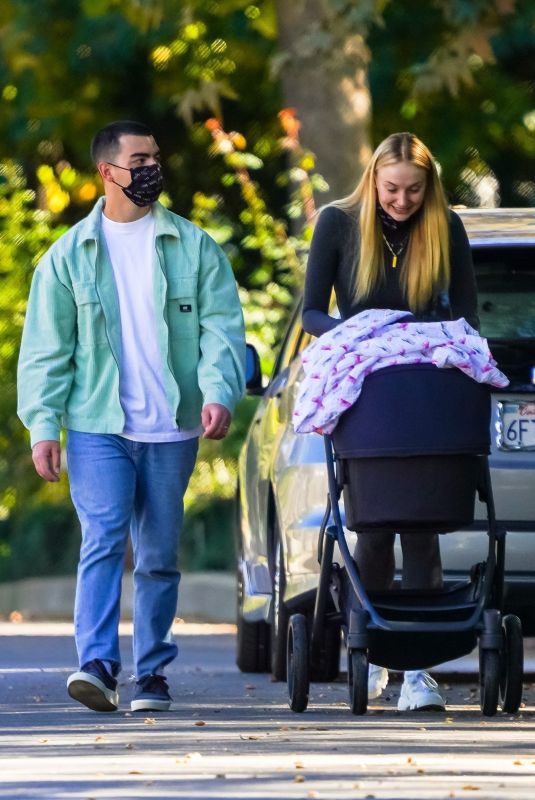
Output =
[{"x1": 331, "y1": 363, "x2": 491, "y2": 532}]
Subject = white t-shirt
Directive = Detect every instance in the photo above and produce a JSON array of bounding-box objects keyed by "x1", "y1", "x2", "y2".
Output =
[{"x1": 101, "y1": 211, "x2": 201, "y2": 442}]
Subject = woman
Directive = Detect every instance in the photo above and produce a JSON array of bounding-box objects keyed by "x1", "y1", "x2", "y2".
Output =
[{"x1": 302, "y1": 131, "x2": 478, "y2": 711}]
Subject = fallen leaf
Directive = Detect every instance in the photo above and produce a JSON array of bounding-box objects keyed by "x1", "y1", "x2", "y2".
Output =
[
  {"x1": 239, "y1": 734, "x2": 259, "y2": 740},
  {"x1": 407, "y1": 757, "x2": 413, "y2": 764},
  {"x1": 9, "y1": 610, "x2": 23, "y2": 623},
  {"x1": 194, "y1": 720, "x2": 206, "y2": 727},
  {"x1": 417, "y1": 768, "x2": 425, "y2": 774},
  {"x1": 215, "y1": 773, "x2": 226, "y2": 778},
  {"x1": 39, "y1": 739, "x2": 48, "y2": 744},
  {"x1": 125, "y1": 743, "x2": 134, "y2": 750},
  {"x1": 294, "y1": 774, "x2": 306, "y2": 783},
  {"x1": 513, "y1": 760, "x2": 523, "y2": 765},
  {"x1": 307, "y1": 792, "x2": 319, "y2": 798},
  {"x1": 95, "y1": 736, "x2": 105, "y2": 741},
  {"x1": 144, "y1": 718, "x2": 156, "y2": 725},
  {"x1": 128, "y1": 771, "x2": 142, "y2": 775},
  {"x1": 295, "y1": 761, "x2": 304, "y2": 769},
  {"x1": 462, "y1": 786, "x2": 480, "y2": 791}
]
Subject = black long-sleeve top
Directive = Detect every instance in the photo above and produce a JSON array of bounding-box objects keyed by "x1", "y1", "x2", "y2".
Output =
[{"x1": 302, "y1": 206, "x2": 479, "y2": 337}]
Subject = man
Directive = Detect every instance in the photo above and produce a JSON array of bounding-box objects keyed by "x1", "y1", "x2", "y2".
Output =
[{"x1": 17, "y1": 120, "x2": 245, "y2": 713}]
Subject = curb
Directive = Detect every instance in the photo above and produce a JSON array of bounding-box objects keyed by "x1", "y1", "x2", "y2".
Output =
[{"x1": 0, "y1": 572, "x2": 236, "y2": 624}]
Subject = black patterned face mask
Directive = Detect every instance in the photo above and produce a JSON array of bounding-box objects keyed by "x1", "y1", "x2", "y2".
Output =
[{"x1": 108, "y1": 162, "x2": 163, "y2": 207}]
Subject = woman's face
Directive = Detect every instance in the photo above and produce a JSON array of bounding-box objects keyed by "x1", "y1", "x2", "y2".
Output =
[{"x1": 375, "y1": 161, "x2": 427, "y2": 222}]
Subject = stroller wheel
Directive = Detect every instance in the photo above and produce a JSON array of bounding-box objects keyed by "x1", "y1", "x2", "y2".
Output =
[
  {"x1": 347, "y1": 649, "x2": 368, "y2": 715},
  {"x1": 500, "y1": 614, "x2": 523, "y2": 714},
  {"x1": 287, "y1": 614, "x2": 310, "y2": 712},
  {"x1": 479, "y1": 647, "x2": 500, "y2": 716}
]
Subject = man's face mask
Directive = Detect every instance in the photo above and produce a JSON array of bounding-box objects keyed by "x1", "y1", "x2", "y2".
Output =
[{"x1": 107, "y1": 162, "x2": 163, "y2": 207}]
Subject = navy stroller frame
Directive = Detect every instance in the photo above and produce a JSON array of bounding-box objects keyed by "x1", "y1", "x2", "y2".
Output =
[{"x1": 285, "y1": 365, "x2": 524, "y2": 717}]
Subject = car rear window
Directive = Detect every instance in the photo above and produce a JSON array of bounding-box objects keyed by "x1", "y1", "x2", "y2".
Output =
[{"x1": 474, "y1": 246, "x2": 535, "y2": 340}]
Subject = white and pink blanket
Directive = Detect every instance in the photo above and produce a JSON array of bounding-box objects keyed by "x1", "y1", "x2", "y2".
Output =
[{"x1": 293, "y1": 308, "x2": 509, "y2": 435}]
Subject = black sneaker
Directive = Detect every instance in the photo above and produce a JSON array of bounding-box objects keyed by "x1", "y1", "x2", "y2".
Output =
[
  {"x1": 67, "y1": 659, "x2": 119, "y2": 712},
  {"x1": 131, "y1": 674, "x2": 172, "y2": 712}
]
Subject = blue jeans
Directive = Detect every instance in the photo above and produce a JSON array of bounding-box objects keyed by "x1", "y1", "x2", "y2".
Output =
[{"x1": 67, "y1": 432, "x2": 198, "y2": 678}]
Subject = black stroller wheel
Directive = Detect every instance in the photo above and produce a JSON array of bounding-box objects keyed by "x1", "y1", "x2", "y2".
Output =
[
  {"x1": 347, "y1": 649, "x2": 368, "y2": 715},
  {"x1": 287, "y1": 614, "x2": 310, "y2": 712},
  {"x1": 479, "y1": 647, "x2": 500, "y2": 716},
  {"x1": 500, "y1": 614, "x2": 523, "y2": 714}
]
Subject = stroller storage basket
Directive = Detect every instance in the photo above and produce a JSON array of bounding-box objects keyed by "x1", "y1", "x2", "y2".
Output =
[{"x1": 332, "y1": 364, "x2": 491, "y2": 532}]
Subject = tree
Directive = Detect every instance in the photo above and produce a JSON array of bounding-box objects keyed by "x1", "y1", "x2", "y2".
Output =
[{"x1": 273, "y1": 0, "x2": 378, "y2": 200}]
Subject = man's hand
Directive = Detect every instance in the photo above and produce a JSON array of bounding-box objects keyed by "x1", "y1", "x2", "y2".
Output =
[
  {"x1": 201, "y1": 403, "x2": 231, "y2": 440},
  {"x1": 32, "y1": 440, "x2": 61, "y2": 482}
]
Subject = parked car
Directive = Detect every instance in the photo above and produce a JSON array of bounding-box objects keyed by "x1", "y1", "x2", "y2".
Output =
[{"x1": 236, "y1": 208, "x2": 535, "y2": 677}]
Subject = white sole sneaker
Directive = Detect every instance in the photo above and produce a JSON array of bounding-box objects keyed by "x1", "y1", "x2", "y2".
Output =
[
  {"x1": 67, "y1": 672, "x2": 119, "y2": 712},
  {"x1": 368, "y1": 664, "x2": 389, "y2": 700},
  {"x1": 131, "y1": 697, "x2": 171, "y2": 712},
  {"x1": 397, "y1": 671, "x2": 445, "y2": 712}
]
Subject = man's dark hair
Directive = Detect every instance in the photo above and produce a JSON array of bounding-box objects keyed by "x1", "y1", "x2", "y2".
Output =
[{"x1": 90, "y1": 120, "x2": 154, "y2": 166}]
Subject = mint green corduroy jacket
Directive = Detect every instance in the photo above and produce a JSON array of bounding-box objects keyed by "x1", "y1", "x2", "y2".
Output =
[{"x1": 17, "y1": 198, "x2": 246, "y2": 447}]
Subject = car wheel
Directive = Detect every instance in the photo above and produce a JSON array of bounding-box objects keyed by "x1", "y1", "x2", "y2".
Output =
[
  {"x1": 236, "y1": 561, "x2": 270, "y2": 673},
  {"x1": 270, "y1": 516, "x2": 290, "y2": 681}
]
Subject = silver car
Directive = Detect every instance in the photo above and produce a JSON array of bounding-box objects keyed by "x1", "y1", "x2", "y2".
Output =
[{"x1": 236, "y1": 208, "x2": 535, "y2": 677}]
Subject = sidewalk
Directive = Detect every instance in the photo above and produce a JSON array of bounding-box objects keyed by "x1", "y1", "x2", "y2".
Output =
[{"x1": 0, "y1": 572, "x2": 236, "y2": 623}]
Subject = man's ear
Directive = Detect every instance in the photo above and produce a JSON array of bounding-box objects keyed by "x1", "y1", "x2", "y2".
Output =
[{"x1": 98, "y1": 162, "x2": 113, "y2": 184}]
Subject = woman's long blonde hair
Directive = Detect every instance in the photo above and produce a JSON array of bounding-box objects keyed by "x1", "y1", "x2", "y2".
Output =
[{"x1": 333, "y1": 132, "x2": 450, "y2": 312}]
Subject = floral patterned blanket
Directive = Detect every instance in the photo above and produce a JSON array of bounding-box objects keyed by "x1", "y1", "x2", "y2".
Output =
[{"x1": 293, "y1": 308, "x2": 509, "y2": 434}]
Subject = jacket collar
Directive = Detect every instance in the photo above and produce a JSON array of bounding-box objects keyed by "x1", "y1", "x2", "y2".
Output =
[{"x1": 78, "y1": 197, "x2": 181, "y2": 243}]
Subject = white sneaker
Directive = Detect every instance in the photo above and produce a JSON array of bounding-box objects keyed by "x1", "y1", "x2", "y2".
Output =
[
  {"x1": 397, "y1": 670, "x2": 446, "y2": 712},
  {"x1": 368, "y1": 663, "x2": 389, "y2": 699}
]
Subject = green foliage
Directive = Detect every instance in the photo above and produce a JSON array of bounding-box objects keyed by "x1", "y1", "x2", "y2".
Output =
[
  {"x1": 0, "y1": 161, "x2": 73, "y2": 580},
  {"x1": 184, "y1": 111, "x2": 326, "y2": 522},
  {"x1": 368, "y1": 0, "x2": 535, "y2": 206},
  {"x1": 0, "y1": 0, "x2": 534, "y2": 581},
  {"x1": 0, "y1": 0, "x2": 282, "y2": 219}
]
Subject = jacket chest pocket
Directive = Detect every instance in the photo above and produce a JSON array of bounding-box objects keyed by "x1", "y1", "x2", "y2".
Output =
[
  {"x1": 72, "y1": 282, "x2": 108, "y2": 346},
  {"x1": 167, "y1": 276, "x2": 199, "y2": 340}
]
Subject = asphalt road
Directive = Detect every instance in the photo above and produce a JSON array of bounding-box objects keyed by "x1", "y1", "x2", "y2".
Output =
[{"x1": 1, "y1": 621, "x2": 535, "y2": 799}]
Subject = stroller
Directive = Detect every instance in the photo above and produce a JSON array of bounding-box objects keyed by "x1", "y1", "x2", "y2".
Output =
[{"x1": 285, "y1": 363, "x2": 524, "y2": 716}]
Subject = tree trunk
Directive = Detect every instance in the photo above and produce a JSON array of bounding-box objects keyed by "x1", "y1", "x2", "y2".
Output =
[{"x1": 274, "y1": 0, "x2": 372, "y2": 202}]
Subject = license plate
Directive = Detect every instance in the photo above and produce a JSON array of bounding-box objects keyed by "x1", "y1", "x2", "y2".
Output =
[{"x1": 497, "y1": 401, "x2": 535, "y2": 450}]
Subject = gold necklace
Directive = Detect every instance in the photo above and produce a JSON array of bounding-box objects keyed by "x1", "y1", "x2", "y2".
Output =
[{"x1": 382, "y1": 233, "x2": 408, "y2": 269}]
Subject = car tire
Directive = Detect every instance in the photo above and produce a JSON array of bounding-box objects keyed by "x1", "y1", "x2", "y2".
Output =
[
  {"x1": 270, "y1": 516, "x2": 290, "y2": 681},
  {"x1": 236, "y1": 562, "x2": 270, "y2": 673}
]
